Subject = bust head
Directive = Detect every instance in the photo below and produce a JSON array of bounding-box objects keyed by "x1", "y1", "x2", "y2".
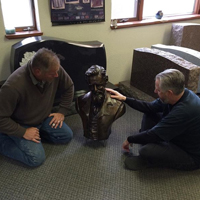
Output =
[{"x1": 85, "y1": 65, "x2": 108, "y2": 106}]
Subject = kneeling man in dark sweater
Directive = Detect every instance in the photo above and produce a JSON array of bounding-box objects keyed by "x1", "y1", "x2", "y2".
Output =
[
  {"x1": 107, "y1": 69, "x2": 200, "y2": 171},
  {"x1": 0, "y1": 48, "x2": 74, "y2": 167}
]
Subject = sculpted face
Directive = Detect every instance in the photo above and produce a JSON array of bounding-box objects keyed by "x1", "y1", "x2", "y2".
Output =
[{"x1": 88, "y1": 74, "x2": 106, "y2": 105}]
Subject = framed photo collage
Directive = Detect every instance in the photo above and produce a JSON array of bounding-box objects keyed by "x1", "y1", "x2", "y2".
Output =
[{"x1": 51, "y1": 0, "x2": 105, "y2": 25}]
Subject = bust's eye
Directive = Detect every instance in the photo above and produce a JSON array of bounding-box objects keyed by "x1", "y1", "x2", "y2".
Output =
[{"x1": 97, "y1": 85, "x2": 104, "y2": 89}]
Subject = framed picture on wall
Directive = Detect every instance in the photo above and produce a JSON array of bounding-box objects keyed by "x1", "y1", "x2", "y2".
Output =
[
  {"x1": 91, "y1": 0, "x2": 103, "y2": 8},
  {"x1": 52, "y1": 0, "x2": 65, "y2": 9},
  {"x1": 65, "y1": 0, "x2": 79, "y2": 4},
  {"x1": 50, "y1": 0, "x2": 105, "y2": 25},
  {"x1": 83, "y1": 0, "x2": 90, "y2": 3}
]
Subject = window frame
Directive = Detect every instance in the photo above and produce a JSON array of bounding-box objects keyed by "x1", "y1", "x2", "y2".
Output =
[
  {"x1": 3, "y1": 0, "x2": 43, "y2": 39},
  {"x1": 111, "y1": 0, "x2": 200, "y2": 29},
  {"x1": 14, "y1": 0, "x2": 37, "y2": 32}
]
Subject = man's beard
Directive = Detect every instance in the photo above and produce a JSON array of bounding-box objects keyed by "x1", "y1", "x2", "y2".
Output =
[
  {"x1": 159, "y1": 97, "x2": 169, "y2": 104},
  {"x1": 92, "y1": 92, "x2": 105, "y2": 105}
]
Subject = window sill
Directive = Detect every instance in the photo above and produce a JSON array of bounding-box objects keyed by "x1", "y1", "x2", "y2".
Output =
[
  {"x1": 110, "y1": 14, "x2": 200, "y2": 29},
  {"x1": 5, "y1": 30, "x2": 43, "y2": 39}
]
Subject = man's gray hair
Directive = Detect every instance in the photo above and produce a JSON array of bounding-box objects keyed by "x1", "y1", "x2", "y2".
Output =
[
  {"x1": 155, "y1": 69, "x2": 185, "y2": 95},
  {"x1": 31, "y1": 48, "x2": 60, "y2": 71}
]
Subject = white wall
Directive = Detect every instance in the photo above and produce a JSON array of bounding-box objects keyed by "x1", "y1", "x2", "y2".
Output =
[{"x1": 0, "y1": 1, "x2": 199, "y2": 84}]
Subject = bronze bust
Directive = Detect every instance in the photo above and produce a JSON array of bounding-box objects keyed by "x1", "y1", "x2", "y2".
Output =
[{"x1": 75, "y1": 65, "x2": 126, "y2": 141}]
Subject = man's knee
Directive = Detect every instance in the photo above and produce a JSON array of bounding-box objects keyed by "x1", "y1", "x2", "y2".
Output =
[
  {"x1": 65, "y1": 129, "x2": 73, "y2": 142},
  {"x1": 40, "y1": 120, "x2": 73, "y2": 144},
  {"x1": 57, "y1": 130, "x2": 73, "y2": 144},
  {"x1": 25, "y1": 147, "x2": 46, "y2": 167},
  {"x1": 51, "y1": 129, "x2": 73, "y2": 144},
  {"x1": 139, "y1": 144, "x2": 155, "y2": 159}
]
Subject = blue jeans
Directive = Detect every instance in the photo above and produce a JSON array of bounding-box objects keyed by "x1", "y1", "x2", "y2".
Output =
[{"x1": 0, "y1": 117, "x2": 73, "y2": 167}]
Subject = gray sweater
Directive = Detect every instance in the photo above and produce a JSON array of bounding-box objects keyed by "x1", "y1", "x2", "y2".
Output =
[{"x1": 0, "y1": 63, "x2": 74, "y2": 137}]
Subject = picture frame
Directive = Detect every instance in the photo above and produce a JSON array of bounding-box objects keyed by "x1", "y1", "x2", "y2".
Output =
[
  {"x1": 83, "y1": 0, "x2": 90, "y2": 3},
  {"x1": 52, "y1": 0, "x2": 65, "y2": 9},
  {"x1": 65, "y1": 0, "x2": 79, "y2": 4},
  {"x1": 91, "y1": 0, "x2": 103, "y2": 8},
  {"x1": 51, "y1": 0, "x2": 105, "y2": 25}
]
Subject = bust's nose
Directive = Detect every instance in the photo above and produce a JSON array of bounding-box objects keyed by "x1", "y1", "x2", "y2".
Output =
[{"x1": 93, "y1": 85, "x2": 98, "y2": 91}]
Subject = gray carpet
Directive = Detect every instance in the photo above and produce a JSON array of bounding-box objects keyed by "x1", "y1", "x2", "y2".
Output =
[{"x1": 1, "y1": 105, "x2": 200, "y2": 200}]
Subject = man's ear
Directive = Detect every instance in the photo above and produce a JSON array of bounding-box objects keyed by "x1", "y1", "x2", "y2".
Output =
[
  {"x1": 167, "y1": 90, "x2": 173, "y2": 96},
  {"x1": 33, "y1": 68, "x2": 42, "y2": 76}
]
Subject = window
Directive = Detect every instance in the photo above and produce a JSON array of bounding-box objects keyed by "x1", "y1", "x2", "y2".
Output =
[
  {"x1": 111, "y1": 0, "x2": 200, "y2": 29},
  {"x1": 1, "y1": 0, "x2": 43, "y2": 39},
  {"x1": 143, "y1": 0, "x2": 196, "y2": 18},
  {"x1": 111, "y1": 0, "x2": 138, "y2": 20}
]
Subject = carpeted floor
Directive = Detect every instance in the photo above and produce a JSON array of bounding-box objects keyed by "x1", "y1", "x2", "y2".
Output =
[{"x1": 0, "y1": 104, "x2": 200, "y2": 200}]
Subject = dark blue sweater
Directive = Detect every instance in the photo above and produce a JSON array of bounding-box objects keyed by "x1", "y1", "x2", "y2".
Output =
[{"x1": 126, "y1": 89, "x2": 200, "y2": 166}]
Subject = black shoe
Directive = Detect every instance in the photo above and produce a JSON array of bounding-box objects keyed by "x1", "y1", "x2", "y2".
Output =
[{"x1": 124, "y1": 155, "x2": 150, "y2": 171}]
